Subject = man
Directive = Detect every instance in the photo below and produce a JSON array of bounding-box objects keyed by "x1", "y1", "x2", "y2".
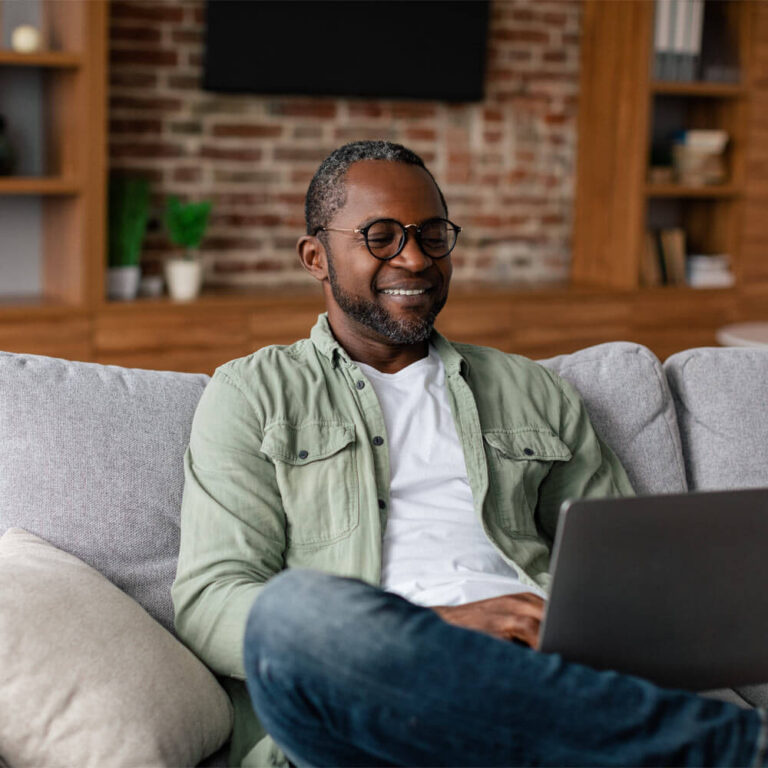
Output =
[{"x1": 173, "y1": 141, "x2": 766, "y2": 767}]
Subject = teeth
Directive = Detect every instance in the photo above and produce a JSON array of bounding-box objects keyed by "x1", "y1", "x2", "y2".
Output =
[{"x1": 380, "y1": 289, "x2": 426, "y2": 295}]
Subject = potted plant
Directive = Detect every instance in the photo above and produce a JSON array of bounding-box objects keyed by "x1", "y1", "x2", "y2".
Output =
[
  {"x1": 164, "y1": 196, "x2": 212, "y2": 302},
  {"x1": 107, "y1": 175, "x2": 150, "y2": 301}
]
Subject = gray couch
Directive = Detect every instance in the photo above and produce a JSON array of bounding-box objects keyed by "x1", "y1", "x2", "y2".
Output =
[{"x1": 0, "y1": 340, "x2": 767, "y2": 766}]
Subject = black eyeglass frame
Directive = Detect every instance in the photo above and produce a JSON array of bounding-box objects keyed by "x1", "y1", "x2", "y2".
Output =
[{"x1": 315, "y1": 217, "x2": 462, "y2": 261}]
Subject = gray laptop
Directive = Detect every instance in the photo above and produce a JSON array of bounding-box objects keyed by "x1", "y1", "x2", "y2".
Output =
[{"x1": 539, "y1": 488, "x2": 768, "y2": 691}]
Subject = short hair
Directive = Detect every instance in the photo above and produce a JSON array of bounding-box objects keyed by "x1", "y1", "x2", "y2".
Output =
[{"x1": 304, "y1": 140, "x2": 448, "y2": 236}]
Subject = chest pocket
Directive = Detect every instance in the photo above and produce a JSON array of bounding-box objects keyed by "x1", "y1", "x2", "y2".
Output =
[
  {"x1": 260, "y1": 422, "x2": 358, "y2": 547},
  {"x1": 483, "y1": 428, "x2": 572, "y2": 536}
]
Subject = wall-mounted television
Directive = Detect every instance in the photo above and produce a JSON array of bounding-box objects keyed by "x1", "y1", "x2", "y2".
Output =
[{"x1": 204, "y1": 0, "x2": 490, "y2": 102}]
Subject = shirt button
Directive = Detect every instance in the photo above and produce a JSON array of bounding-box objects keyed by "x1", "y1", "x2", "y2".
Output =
[
  {"x1": 372, "y1": 436, "x2": 384, "y2": 446},
  {"x1": 523, "y1": 448, "x2": 534, "y2": 456},
  {"x1": 378, "y1": 499, "x2": 386, "y2": 510},
  {"x1": 356, "y1": 380, "x2": 365, "y2": 390},
  {"x1": 298, "y1": 450, "x2": 309, "y2": 459}
]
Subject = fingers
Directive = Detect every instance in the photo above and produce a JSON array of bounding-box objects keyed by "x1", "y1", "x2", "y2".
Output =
[
  {"x1": 430, "y1": 594, "x2": 545, "y2": 648},
  {"x1": 496, "y1": 593, "x2": 545, "y2": 622},
  {"x1": 504, "y1": 614, "x2": 541, "y2": 649}
]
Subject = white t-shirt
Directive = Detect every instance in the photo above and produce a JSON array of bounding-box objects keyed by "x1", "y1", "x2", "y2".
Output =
[{"x1": 357, "y1": 346, "x2": 546, "y2": 607}]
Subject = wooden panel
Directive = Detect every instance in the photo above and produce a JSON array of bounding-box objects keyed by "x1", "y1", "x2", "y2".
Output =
[
  {"x1": 43, "y1": 196, "x2": 84, "y2": 304},
  {"x1": 83, "y1": 0, "x2": 108, "y2": 309},
  {"x1": 571, "y1": 0, "x2": 654, "y2": 290},
  {"x1": 741, "y1": 1, "x2": 768, "y2": 284},
  {"x1": 45, "y1": 0, "x2": 85, "y2": 51},
  {"x1": 0, "y1": 316, "x2": 91, "y2": 359},
  {"x1": 94, "y1": 304, "x2": 252, "y2": 353},
  {"x1": 94, "y1": 346, "x2": 251, "y2": 375}
]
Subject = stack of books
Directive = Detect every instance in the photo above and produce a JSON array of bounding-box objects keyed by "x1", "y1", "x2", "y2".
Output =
[
  {"x1": 672, "y1": 129, "x2": 729, "y2": 186},
  {"x1": 687, "y1": 254, "x2": 735, "y2": 288}
]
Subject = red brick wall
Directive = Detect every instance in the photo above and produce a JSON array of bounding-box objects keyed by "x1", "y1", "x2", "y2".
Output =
[{"x1": 108, "y1": 0, "x2": 581, "y2": 288}]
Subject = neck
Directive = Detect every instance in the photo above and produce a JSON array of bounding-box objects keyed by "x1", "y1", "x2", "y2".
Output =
[{"x1": 326, "y1": 310, "x2": 429, "y2": 373}]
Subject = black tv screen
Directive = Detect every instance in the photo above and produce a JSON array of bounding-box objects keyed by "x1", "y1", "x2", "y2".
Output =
[{"x1": 204, "y1": 0, "x2": 490, "y2": 101}]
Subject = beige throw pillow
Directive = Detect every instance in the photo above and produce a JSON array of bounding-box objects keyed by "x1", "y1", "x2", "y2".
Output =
[{"x1": 0, "y1": 528, "x2": 233, "y2": 767}]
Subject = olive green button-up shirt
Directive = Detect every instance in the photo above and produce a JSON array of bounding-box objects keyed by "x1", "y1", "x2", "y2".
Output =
[{"x1": 172, "y1": 313, "x2": 633, "y2": 767}]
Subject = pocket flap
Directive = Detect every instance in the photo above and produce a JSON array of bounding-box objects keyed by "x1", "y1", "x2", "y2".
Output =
[
  {"x1": 483, "y1": 429, "x2": 572, "y2": 462},
  {"x1": 260, "y1": 422, "x2": 355, "y2": 465}
]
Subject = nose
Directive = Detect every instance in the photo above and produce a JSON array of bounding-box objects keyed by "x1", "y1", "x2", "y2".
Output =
[{"x1": 392, "y1": 225, "x2": 432, "y2": 272}]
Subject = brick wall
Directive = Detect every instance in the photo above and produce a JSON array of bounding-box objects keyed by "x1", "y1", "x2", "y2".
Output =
[{"x1": 109, "y1": 0, "x2": 582, "y2": 288}]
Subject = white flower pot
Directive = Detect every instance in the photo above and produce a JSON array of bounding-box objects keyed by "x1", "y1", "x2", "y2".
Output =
[
  {"x1": 107, "y1": 265, "x2": 141, "y2": 301},
  {"x1": 165, "y1": 259, "x2": 203, "y2": 302}
]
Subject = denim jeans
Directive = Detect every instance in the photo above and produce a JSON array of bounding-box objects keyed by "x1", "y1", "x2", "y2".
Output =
[{"x1": 244, "y1": 570, "x2": 767, "y2": 767}]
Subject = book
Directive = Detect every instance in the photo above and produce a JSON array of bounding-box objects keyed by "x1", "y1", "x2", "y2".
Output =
[
  {"x1": 654, "y1": 0, "x2": 674, "y2": 80},
  {"x1": 659, "y1": 228, "x2": 687, "y2": 285},
  {"x1": 640, "y1": 232, "x2": 663, "y2": 287}
]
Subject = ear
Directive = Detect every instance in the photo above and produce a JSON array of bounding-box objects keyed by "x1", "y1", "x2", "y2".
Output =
[{"x1": 297, "y1": 235, "x2": 329, "y2": 283}]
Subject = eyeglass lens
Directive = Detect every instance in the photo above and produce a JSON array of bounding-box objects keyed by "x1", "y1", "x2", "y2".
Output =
[{"x1": 366, "y1": 218, "x2": 458, "y2": 260}]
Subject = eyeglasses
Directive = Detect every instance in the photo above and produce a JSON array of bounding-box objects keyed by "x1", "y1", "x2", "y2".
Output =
[{"x1": 316, "y1": 217, "x2": 462, "y2": 261}]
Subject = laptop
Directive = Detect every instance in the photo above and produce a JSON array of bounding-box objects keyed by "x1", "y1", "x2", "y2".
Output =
[{"x1": 538, "y1": 488, "x2": 768, "y2": 691}]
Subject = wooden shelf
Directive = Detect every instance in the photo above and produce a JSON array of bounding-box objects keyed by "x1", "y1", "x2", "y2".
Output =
[
  {"x1": 0, "y1": 295, "x2": 80, "y2": 317},
  {"x1": 644, "y1": 183, "x2": 742, "y2": 198},
  {"x1": 652, "y1": 81, "x2": 746, "y2": 98},
  {"x1": 0, "y1": 50, "x2": 82, "y2": 68},
  {"x1": 0, "y1": 177, "x2": 81, "y2": 195},
  {"x1": 637, "y1": 284, "x2": 737, "y2": 296}
]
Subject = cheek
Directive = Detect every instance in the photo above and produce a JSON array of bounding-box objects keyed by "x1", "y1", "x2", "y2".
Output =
[{"x1": 440, "y1": 260, "x2": 453, "y2": 285}]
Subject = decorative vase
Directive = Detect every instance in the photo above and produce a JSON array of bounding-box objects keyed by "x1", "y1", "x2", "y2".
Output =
[
  {"x1": 107, "y1": 265, "x2": 141, "y2": 301},
  {"x1": 164, "y1": 257, "x2": 203, "y2": 302}
]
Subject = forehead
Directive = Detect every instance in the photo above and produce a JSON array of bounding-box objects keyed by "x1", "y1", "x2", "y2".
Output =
[{"x1": 333, "y1": 160, "x2": 444, "y2": 224}]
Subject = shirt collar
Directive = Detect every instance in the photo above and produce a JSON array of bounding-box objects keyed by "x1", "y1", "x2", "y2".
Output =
[{"x1": 309, "y1": 312, "x2": 469, "y2": 376}]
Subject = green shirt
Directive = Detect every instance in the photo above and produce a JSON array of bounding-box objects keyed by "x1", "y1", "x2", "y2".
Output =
[{"x1": 172, "y1": 313, "x2": 633, "y2": 766}]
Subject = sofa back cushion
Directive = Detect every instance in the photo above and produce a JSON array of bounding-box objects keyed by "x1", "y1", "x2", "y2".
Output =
[
  {"x1": 664, "y1": 347, "x2": 768, "y2": 491},
  {"x1": 0, "y1": 351, "x2": 209, "y2": 633},
  {"x1": 540, "y1": 342, "x2": 687, "y2": 495}
]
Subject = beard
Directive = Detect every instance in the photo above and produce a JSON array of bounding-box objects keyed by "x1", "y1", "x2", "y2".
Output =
[{"x1": 327, "y1": 255, "x2": 446, "y2": 345}]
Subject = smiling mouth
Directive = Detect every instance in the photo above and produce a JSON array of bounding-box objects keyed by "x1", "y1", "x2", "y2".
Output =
[{"x1": 379, "y1": 288, "x2": 428, "y2": 296}]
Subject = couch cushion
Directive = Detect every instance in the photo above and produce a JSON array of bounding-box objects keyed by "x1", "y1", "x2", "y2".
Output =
[
  {"x1": 540, "y1": 342, "x2": 687, "y2": 495},
  {"x1": 0, "y1": 527, "x2": 232, "y2": 767},
  {"x1": 664, "y1": 347, "x2": 768, "y2": 491},
  {"x1": 0, "y1": 351, "x2": 209, "y2": 632}
]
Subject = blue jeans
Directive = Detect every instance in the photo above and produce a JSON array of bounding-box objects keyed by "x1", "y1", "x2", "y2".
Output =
[{"x1": 244, "y1": 570, "x2": 767, "y2": 767}]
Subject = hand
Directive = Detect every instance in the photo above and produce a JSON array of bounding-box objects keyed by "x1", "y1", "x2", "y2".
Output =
[{"x1": 432, "y1": 593, "x2": 545, "y2": 649}]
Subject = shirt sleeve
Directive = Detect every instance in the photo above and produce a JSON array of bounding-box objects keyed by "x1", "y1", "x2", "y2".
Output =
[
  {"x1": 172, "y1": 370, "x2": 286, "y2": 680},
  {"x1": 535, "y1": 371, "x2": 636, "y2": 542}
]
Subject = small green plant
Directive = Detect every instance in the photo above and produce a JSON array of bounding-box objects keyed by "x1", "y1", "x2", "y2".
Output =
[
  {"x1": 108, "y1": 175, "x2": 150, "y2": 268},
  {"x1": 165, "y1": 196, "x2": 212, "y2": 257}
]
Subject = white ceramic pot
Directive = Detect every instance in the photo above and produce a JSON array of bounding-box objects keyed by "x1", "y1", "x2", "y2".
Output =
[
  {"x1": 164, "y1": 258, "x2": 203, "y2": 302},
  {"x1": 107, "y1": 265, "x2": 141, "y2": 301}
]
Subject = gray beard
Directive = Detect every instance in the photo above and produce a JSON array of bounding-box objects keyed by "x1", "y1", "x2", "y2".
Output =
[{"x1": 327, "y1": 255, "x2": 445, "y2": 345}]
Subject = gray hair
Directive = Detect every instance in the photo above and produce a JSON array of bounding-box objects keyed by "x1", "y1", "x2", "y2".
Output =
[{"x1": 304, "y1": 140, "x2": 448, "y2": 235}]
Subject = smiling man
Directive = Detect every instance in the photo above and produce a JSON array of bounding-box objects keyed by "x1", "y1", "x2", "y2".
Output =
[{"x1": 172, "y1": 142, "x2": 766, "y2": 768}]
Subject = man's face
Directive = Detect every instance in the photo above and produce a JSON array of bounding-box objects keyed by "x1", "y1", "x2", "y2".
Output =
[{"x1": 322, "y1": 160, "x2": 453, "y2": 346}]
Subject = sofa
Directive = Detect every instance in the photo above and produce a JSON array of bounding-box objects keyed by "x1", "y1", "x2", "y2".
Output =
[{"x1": 1, "y1": 339, "x2": 767, "y2": 767}]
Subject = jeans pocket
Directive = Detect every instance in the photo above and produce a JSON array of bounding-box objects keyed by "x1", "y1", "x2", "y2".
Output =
[
  {"x1": 483, "y1": 428, "x2": 571, "y2": 536},
  {"x1": 261, "y1": 421, "x2": 359, "y2": 546}
]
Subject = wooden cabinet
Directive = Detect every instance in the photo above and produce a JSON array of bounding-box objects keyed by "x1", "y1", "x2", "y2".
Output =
[
  {"x1": 572, "y1": 0, "x2": 754, "y2": 292},
  {"x1": 0, "y1": 1, "x2": 106, "y2": 353}
]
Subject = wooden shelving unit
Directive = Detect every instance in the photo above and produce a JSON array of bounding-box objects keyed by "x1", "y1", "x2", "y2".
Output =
[
  {"x1": 572, "y1": 0, "x2": 753, "y2": 292},
  {"x1": 0, "y1": 0, "x2": 106, "y2": 351}
]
